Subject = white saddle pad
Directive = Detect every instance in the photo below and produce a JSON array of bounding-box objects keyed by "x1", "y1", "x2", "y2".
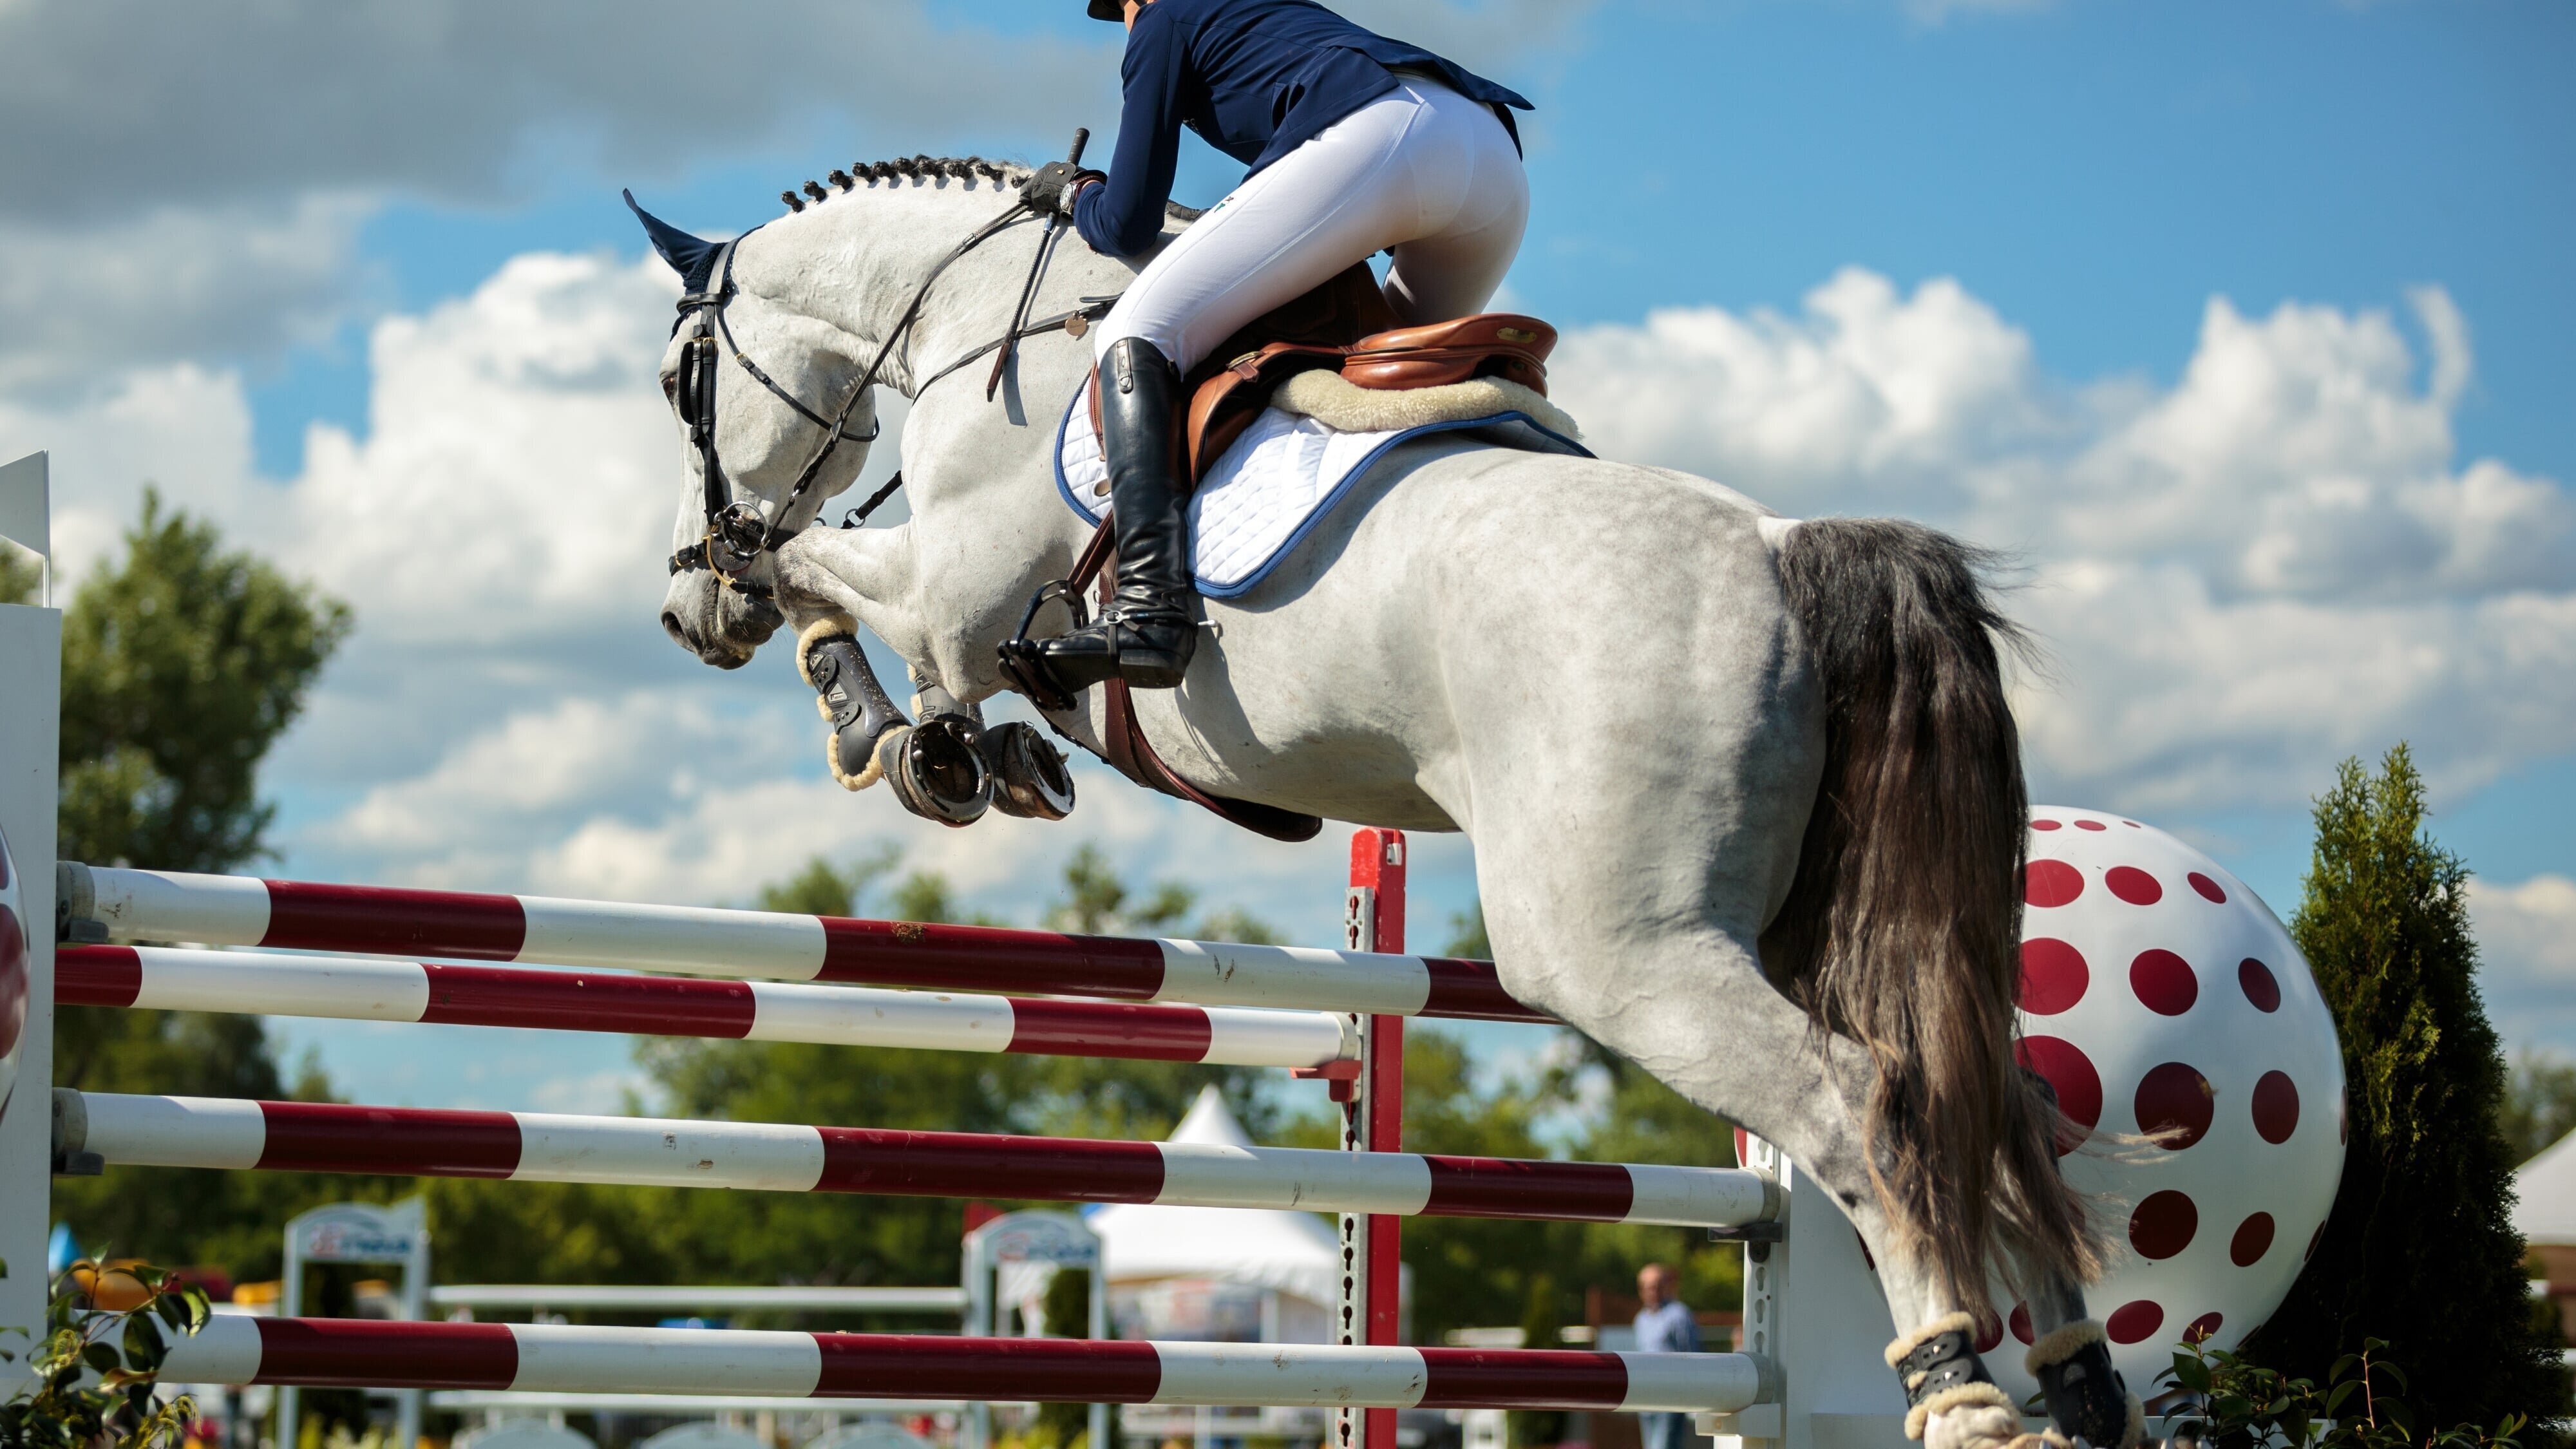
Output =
[{"x1": 1053, "y1": 380, "x2": 1589, "y2": 598}]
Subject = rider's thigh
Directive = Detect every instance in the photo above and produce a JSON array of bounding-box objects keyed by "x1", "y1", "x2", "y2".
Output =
[{"x1": 1094, "y1": 91, "x2": 1425, "y2": 371}]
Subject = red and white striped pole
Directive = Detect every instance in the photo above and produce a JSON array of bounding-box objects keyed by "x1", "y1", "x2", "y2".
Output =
[
  {"x1": 55, "y1": 1090, "x2": 1777, "y2": 1227},
  {"x1": 156, "y1": 1316, "x2": 1778, "y2": 1413},
  {"x1": 55, "y1": 944, "x2": 1357, "y2": 1070},
  {"x1": 59, "y1": 864, "x2": 1548, "y2": 1023}
]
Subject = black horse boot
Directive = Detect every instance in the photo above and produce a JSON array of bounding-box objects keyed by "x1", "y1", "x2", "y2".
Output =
[{"x1": 1034, "y1": 337, "x2": 1197, "y2": 692}]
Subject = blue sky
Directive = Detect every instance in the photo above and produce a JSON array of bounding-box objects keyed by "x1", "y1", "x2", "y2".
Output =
[{"x1": 4, "y1": 0, "x2": 2571, "y2": 1110}]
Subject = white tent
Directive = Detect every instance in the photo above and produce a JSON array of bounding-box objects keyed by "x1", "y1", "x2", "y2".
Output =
[
  {"x1": 2513, "y1": 1129, "x2": 2576, "y2": 1245},
  {"x1": 1089, "y1": 1086, "x2": 1345, "y2": 1341}
]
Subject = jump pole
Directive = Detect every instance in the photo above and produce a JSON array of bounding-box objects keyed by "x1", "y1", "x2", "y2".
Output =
[
  {"x1": 55, "y1": 944, "x2": 1359, "y2": 1070},
  {"x1": 157, "y1": 1316, "x2": 1777, "y2": 1415},
  {"x1": 53, "y1": 1089, "x2": 1778, "y2": 1229},
  {"x1": 57, "y1": 864, "x2": 1549, "y2": 1022}
]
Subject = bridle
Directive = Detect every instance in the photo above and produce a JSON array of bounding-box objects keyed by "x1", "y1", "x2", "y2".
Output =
[{"x1": 665, "y1": 196, "x2": 1056, "y2": 596}]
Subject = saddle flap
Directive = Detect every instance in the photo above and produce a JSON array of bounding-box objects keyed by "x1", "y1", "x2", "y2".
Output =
[{"x1": 1184, "y1": 343, "x2": 1342, "y2": 480}]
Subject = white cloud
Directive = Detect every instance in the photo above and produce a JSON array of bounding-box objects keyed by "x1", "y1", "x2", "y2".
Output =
[
  {"x1": 1551, "y1": 270, "x2": 2576, "y2": 814},
  {"x1": 280, "y1": 251, "x2": 682, "y2": 644},
  {"x1": 0, "y1": 198, "x2": 373, "y2": 395},
  {"x1": 2473, "y1": 875, "x2": 2576, "y2": 1055}
]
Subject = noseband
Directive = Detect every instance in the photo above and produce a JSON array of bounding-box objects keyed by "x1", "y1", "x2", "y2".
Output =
[{"x1": 666, "y1": 195, "x2": 1050, "y2": 595}]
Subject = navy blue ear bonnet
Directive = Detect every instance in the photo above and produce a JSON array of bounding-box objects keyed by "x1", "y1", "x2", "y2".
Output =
[{"x1": 624, "y1": 189, "x2": 724, "y2": 296}]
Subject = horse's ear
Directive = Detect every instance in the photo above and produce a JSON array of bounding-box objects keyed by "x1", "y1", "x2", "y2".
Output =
[{"x1": 624, "y1": 189, "x2": 723, "y2": 295}]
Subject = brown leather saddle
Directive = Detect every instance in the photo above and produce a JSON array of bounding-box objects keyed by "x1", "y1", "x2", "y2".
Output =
[
  {"x1": 1083, "y1": 263, "x2": 1560, "y2": 486},
  {"x1": 1063, "y1": 265, "x2": 1561, "y2": 841}
]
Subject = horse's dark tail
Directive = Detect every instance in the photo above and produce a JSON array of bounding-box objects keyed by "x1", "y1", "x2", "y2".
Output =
[{"x1": 1764, "y1": 517, "x2": 2102, "y2": 1306}]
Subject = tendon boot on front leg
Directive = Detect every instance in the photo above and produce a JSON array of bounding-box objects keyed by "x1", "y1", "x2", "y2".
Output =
[
  {"x1": 1033, "y1": 336, "x2": 1198, "y2": 693},
  {"x1": 1888, "y1": 1315, "x2": 2029, "y2": 1449},
  {"x1": 2029, "y1": 1323, "x2": 2143, "y2": 1449}
]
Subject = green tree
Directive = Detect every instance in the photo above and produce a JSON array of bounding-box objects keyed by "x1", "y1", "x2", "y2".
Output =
[
  {"x1": 49, "y1": 494, "x2": 354, "y2": 1278},
  {"x1": 2240, "y1": 747, "x2": 2564, "y2": 1425},
  {"x1": 2504, "y1": 1053, "x2": 2576, "y2": 1165},
  {"x1": 58, "y1": 488, "x2": 351, "y2": 871}
]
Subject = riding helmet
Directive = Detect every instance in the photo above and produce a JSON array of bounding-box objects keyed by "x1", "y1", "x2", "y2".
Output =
[{"x1": 1086, "y1": 0, "x2": 1122, "y2": 18}]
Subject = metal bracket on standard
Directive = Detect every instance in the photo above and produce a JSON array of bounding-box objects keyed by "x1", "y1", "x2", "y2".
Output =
[
  {"x1": 1292, "y1": 1057, "x2": 1363, "y2": 1102},
  {"x1": 50, "y1": 1088, "x2": 100, "y2": 1176},
  {"x1": 1698, "y1": 1403, "x2": 1784, "y2": 1444},
  {"x1": 1707, "y1": 1222, "x2": 1786, "y2": 1242},
  {"x1": 55, "y1": 859, "x2": 106, "y2": 942}
]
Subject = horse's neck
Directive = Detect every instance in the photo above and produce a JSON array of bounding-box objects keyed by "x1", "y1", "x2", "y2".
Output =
[{"x1": 737, "y1": 179, "x2": 1127, "y2": 398}]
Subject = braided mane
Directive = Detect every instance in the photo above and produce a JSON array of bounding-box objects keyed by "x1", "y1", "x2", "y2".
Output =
[
  {"x1": 780, "y1": 155, "x2": 1028, "y2": 212},
  {"x1": 777, "y1": 153, "x2": 1202, "y2": 223}
]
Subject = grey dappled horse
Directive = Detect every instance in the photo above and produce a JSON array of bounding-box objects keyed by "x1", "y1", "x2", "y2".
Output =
[{"x1": 643, "y1": 160, "x2": 2136, "y2": 1449}]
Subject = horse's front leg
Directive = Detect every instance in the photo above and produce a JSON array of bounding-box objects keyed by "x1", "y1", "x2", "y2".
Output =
[
  {"x1": 773, "y1": 527, "x2": 1073, "y2": 824},
  {"x1": 761, "y1": 526, "x2": 983, "y2": 823}
]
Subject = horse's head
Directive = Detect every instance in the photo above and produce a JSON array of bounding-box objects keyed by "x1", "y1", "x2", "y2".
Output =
[{"x1": 630, "y1": 192, "x2": 880, "y2": 668}]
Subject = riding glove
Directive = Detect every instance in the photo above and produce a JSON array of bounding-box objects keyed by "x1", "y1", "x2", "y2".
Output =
[{"x1": 1021, "y1": 160, "x2": 1106, "y2": 216}]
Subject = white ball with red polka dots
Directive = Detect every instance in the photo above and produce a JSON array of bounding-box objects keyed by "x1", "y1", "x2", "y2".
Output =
[
  {"x1": 0, "y1": 817, "x2": 27, "y2": 1117},
  {"x1": 1982, "y1": 808, "x2": 2344, "y2": 1405}
]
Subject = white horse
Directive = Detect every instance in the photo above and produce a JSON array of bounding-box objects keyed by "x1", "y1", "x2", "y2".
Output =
[{"x1": 643, "y1": 156, "x2": 2134, "y2": 1449}]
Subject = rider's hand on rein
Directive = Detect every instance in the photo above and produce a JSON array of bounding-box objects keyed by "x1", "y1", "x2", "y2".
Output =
[{"x1": 1021, "y1": 160, "x2": 1105, "y2": 216}]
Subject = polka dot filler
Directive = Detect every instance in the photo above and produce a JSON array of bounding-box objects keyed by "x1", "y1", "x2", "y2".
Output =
[
  {"x1": 2129, "y1": 949, "x2": 2198, "y2": 1016},
  {"x1": 2239, "y1": 958, "x2": 2282, "y2": 1012},
  {"x1": 2136, "y1": 1061, "x2": 2217, "y2": 1149},
  {"x1": 2020, "y1": 939, "x2": 2090, "y2": 1015},
  {"x1": 2025, "y1": 858, "x2": 2085, "y2": 908},
  {"x1": 2016, "y1": 1035, "x2": 2103, "y2": 1153},
  {"x1": 2129, "y1": 1190, "x2": 2199, "y2": 1260},
  {"x1": 2107, "y1": 1300, "x2": 2165, "y2": 1344},
  {"x1": 2107, "y1": 866, "x2": 2164, "y2": 905},
  {"x1": 1983, "y1": 808, "x2": 2345, "y2": 1408},
  {"x1": 2230, "y1": 1213, "x2": 2275, "y2": 1267}
]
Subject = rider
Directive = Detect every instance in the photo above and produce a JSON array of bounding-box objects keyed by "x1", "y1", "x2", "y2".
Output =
[{"x1": 1019, "y1": 0, "x2": 1533, "y2": 693}]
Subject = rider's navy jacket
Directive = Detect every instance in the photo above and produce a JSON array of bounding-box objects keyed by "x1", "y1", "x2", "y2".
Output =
[{"x1": 1073, "y1": 0, "x2": 1532, "y2": 259}]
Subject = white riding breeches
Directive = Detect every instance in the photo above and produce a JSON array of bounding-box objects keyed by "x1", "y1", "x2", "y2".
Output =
[{"x1": 1094, "y1": 73, "x2": 1531, "y2": 373}]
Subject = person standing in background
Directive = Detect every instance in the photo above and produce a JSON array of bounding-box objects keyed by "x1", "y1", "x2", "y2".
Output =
[{"x1": 1633, "y1": 1262, "x2": 1703, "y2": 1449}]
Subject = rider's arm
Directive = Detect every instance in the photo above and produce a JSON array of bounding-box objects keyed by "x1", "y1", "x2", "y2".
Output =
[{"x1": 1074, "y1": 6, "x2": 1188, "y2": 259}]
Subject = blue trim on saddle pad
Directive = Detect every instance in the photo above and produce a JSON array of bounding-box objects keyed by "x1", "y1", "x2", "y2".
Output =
[{"x1": 1053, "y1": 380, "x2": 1591, "y2": 600}]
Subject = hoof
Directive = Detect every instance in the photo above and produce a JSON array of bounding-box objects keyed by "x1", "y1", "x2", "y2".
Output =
[
  {"x1": 981, "y1": 721, "x2": 1075, "y2": 820},
  {"x1": 879, "y1": 715, "x2": 992, "y2": 828}
]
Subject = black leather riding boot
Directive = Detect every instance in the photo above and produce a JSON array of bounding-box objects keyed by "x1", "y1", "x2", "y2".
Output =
[{"x1": 1036, "y1": 337, "x2": 1198, "y2": 691}]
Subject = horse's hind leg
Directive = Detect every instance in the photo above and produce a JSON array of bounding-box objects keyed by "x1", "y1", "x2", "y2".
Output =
[
  {"x1": 2016, "y1": 1274, "x2": 2143, "y2": 1449},
  {"x1": 1470, "y1": 820, "x2": 2044, "y2": 1449}
]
